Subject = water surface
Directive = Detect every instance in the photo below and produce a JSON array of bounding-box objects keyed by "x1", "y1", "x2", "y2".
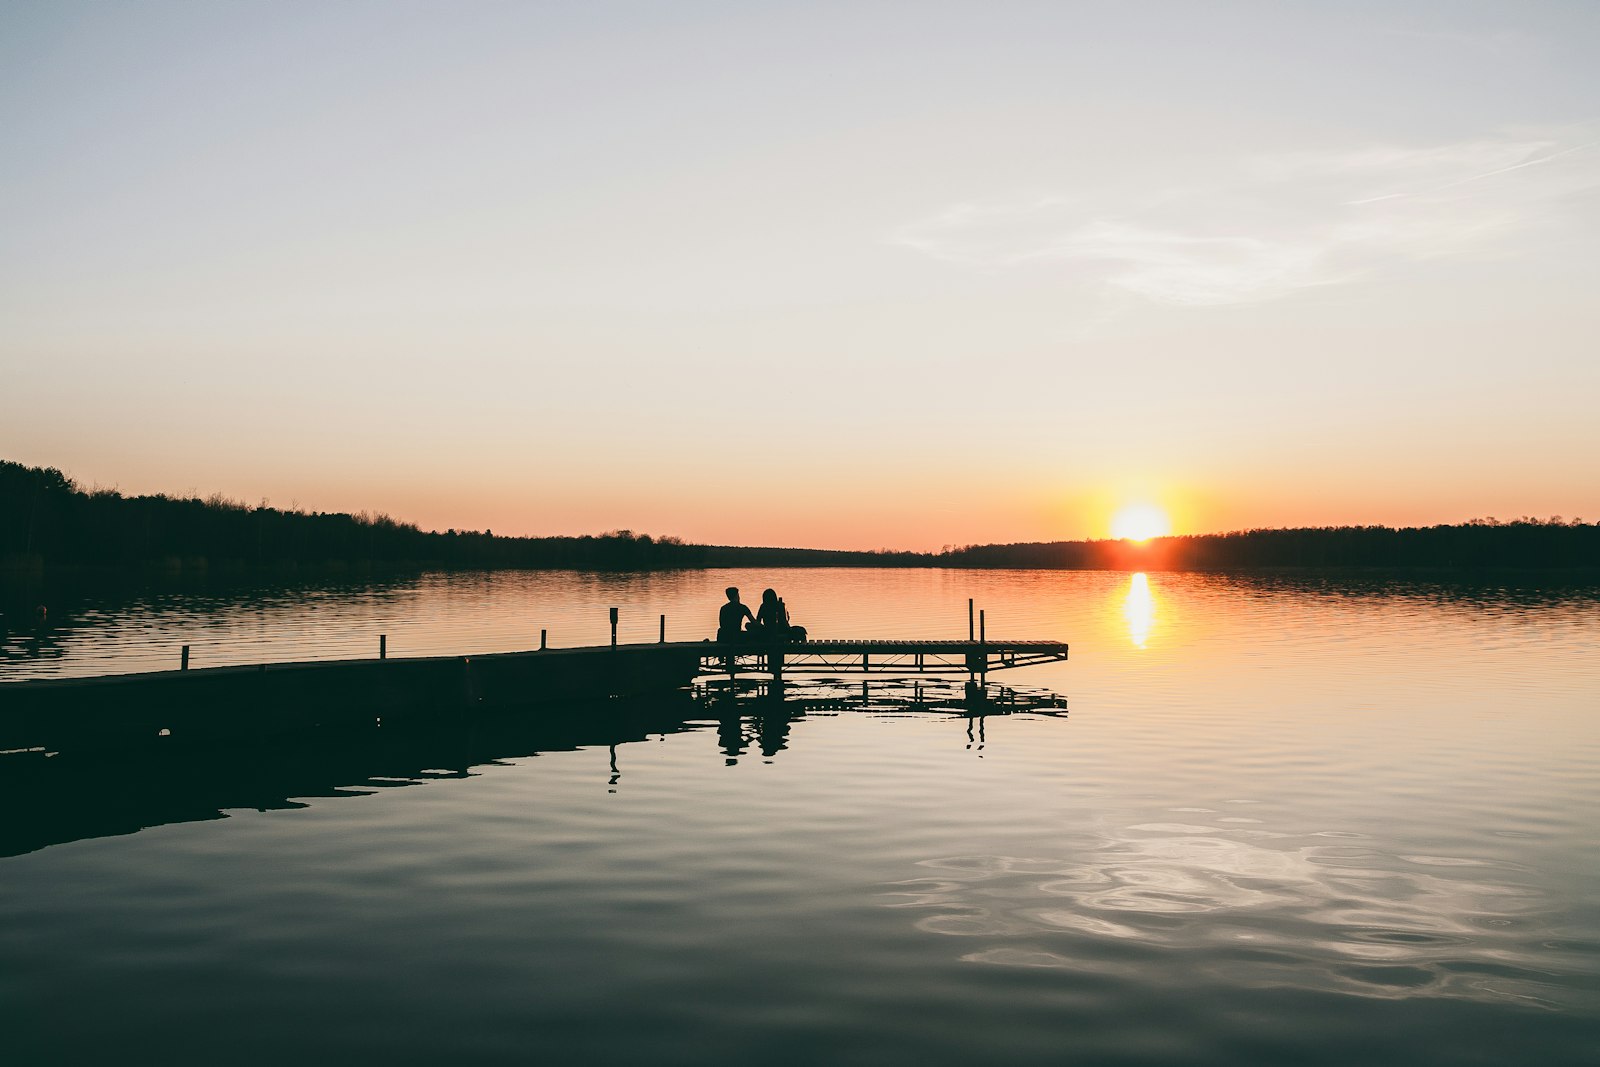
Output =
[{"x1": 2, "y1": 569, "x2": 1596, "y2": 1064}]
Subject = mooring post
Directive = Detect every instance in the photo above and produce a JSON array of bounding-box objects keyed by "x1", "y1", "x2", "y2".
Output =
[
  {"x1": 968, "y1": 598, "x2": 974, "y2": 641},
  {"x1": 610, "y1": 607, "x2": 619, "y2": 646},
  {"x1": 540, "y1": 628, "x2": 547, "y2": 651},
  {"x1": 180, "y1": 645, "x2": 190, "y2": 671},
  {"x1": 379, "y1": 634, "x2": 387, "y2": 660},
  {"x1": 659, "y1": 614, "x2": 666, "y2": 643},
  {"x1": 979, "y1": 611, "x2": 988, "y2": 681}
]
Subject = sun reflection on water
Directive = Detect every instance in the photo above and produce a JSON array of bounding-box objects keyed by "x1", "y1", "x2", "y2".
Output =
[{"x1": 1124, "y1": 572, "x2": 1155, "y2": 649}]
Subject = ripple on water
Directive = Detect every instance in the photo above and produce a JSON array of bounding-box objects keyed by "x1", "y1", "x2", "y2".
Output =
[{"x1": 888, "y1": 823, "x2": 1586, "y2": 1009}]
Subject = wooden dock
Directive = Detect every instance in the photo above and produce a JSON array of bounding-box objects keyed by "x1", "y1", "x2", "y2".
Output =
[
  {"x1": 0, "y1": 637, "x2": 1067, "y2": 752},
  {"x1": 697, "y1": 638, "x2": 1068, "y2": 678}
]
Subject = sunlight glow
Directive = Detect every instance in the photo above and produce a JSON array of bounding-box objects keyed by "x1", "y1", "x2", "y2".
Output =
[
  {"x1": 1123, "y1": 572, "x2": 1155, "y2": 649},
  {"x1": 1111, "y1": 504, "x2": 1172, "y2": 542}
]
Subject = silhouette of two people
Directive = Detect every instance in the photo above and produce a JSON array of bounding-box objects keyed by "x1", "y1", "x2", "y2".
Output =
[{"x1": 718, "y1": 586, "x2": 804, "y2": 643}]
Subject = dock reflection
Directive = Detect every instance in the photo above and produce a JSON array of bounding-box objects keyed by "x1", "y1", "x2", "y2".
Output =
[
  {"x1": 0, "y1": 680, "x2": 1066, "y2": 857},
  {"x1": 694, "y1": 678, "x2": 1066, "y2": 766}
]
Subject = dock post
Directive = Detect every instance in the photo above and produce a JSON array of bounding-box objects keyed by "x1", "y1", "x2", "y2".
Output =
[
  {"x1": 379, "y1": 634, "x2": 387, "y2": 660},
  {"x1": 540, "y1": 629, "x2": 547, "y2": 651},
  {"x1": 610, "y1": 607, "x2": 619, "y2": 646},
  {"x1": 660, "y1": 614, "x2": 666, "y2": 643},
  {"x1": 979, "y1": 611, "x2": 988, "y2": 681},
  {"x1": 180, "y1": 645, "x2": 190, "y2": 671},
  {"x1": 968, "y1": 598, "x2": 974, "y2": 641}
]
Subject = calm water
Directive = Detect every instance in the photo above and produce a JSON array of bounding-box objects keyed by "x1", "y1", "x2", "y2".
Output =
[{"x1": 2, "y1": 569, "x2": 1598, "y2": 1064}]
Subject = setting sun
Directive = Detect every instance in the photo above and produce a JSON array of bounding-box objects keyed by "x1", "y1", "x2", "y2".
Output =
[{"x1": 1111, "y1": 504, "x2": 1172, "y2": 542}]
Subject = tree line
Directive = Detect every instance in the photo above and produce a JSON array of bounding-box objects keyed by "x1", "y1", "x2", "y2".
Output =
[
  {"x1": 3, "y1": 460, "x2": 1594, "y2": 573},
  {"x1": 938, "y1": 519, "x2": 1598, "y2": 571},
  {"x1": 0, "y1": 461, "x2": 921, "y2": 572}
]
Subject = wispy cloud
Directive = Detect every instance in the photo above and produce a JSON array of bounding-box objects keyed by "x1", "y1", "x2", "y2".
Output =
[{"x1": 892, "y1": 128, "x2": 1600, "y2": 307}]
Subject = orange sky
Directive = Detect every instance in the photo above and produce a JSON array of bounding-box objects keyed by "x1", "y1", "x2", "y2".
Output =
[{"x1": 4, "y1": 4, "x2": 1598, "y2": 550}]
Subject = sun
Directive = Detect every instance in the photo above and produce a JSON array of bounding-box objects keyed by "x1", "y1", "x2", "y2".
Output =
[{"x1": 1111, "y1": 504, "x2": 1171, "y2": 543}]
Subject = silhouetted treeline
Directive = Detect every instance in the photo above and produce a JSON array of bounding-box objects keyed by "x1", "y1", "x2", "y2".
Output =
[
  {"x1": 0, "y1": 461, "x2": 920, "y2": 572},
  {"x1": 938, "y1": 520, "x2": 1599, "y2": 571},
  {"x1": 5, "y1": 461, "x2": 1595, "y2": 574},
  {"x1": 699, "y1": 545, "x2": 927, "y2": 567}
]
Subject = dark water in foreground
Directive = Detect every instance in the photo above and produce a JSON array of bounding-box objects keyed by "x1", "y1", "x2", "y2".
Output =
[{"x1": 2, "y1": 569, "x2": 1597, "y2": 1064}]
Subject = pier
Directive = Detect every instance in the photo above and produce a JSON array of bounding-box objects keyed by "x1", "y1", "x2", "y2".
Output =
[
  {"x1": 0, "y1": 617, "x2": 1066, "y2": 753},
  {"x1": 700, "y1": 639, "x2": 1068, "y2": 679}
]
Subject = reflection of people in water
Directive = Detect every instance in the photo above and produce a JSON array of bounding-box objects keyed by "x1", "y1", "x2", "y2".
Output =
[
  {"x1": 756, "y1": 706, "x2": 794, "y2": 758},
  {"x1": 716, "y1": 712, "x2": 747, "y2": 763},
  {"x1": 717, "y1": 587, "x2": 755, "y2": 643}
]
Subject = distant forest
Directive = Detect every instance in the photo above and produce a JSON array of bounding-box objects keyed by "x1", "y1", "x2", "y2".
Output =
[
  {"x1": 0, "y1": 461, "x2": 923, "y2": 573},
  {"x1": 3, "y1": 460, "x2": 1595, "y2": 574},
  {"x1": 940, "y1": 523, "x2": 1597, "y2": 571}
]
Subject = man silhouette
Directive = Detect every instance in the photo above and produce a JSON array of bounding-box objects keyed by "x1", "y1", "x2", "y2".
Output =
[{"x1": 717, "y1": 586, "x2": 755, "y2": 643}]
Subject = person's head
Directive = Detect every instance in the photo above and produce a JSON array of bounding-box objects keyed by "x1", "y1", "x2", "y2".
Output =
[
  {"x1": 725, "y1": 586, "x2": 740, "y2": 603},
  {"x1": 762, "y1": 588, "x2": 778, "y2": 605}
]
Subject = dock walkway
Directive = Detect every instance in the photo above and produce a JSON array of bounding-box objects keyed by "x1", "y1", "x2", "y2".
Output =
[
  {"x1": 0, "y1": 638, "x2": 1067, "y2": 752},
  {"x1": 694, "y1": 639, "x2": 1068, "y2": 677}
]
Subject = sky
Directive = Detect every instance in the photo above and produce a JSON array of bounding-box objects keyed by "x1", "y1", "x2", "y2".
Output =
[{"x1": 3, "y1": 1, "x2": 1597, "y2": 549}]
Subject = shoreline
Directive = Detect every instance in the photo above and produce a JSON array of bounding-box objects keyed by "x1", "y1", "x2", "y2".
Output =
[{"x1": 4, "y1": 559, "x2": 1599, "y2": 587}]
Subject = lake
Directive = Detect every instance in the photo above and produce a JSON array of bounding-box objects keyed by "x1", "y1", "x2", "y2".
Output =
[{"x1": 1, "y1": 568, "x2": 1597, "y2": 1064}]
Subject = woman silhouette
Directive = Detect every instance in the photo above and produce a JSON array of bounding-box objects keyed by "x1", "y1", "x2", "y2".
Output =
[{"x1": 756, "y1": 588, "x2": 790, "y2": 638}]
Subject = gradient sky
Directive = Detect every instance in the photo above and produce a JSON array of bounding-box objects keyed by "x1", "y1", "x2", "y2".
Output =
[{"x1": 3, "y1": 1, "x2": 1597, "y2": 549}]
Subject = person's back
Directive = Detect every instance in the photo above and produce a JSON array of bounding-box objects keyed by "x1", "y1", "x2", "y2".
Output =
[
  {"x1": 757, "y1": 588, "x2": 797, "y2": 641},
  {"x1": 718, "y1": 587, "x2": 754, "y2": 642},
  {"x1": 756, "y1": 588, "x2": 785, "y2": 633}
]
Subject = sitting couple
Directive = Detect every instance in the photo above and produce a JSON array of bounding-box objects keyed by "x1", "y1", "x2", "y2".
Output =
[{"x1": 717, "y1": 586, "x2": 805, "y2": 643}]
